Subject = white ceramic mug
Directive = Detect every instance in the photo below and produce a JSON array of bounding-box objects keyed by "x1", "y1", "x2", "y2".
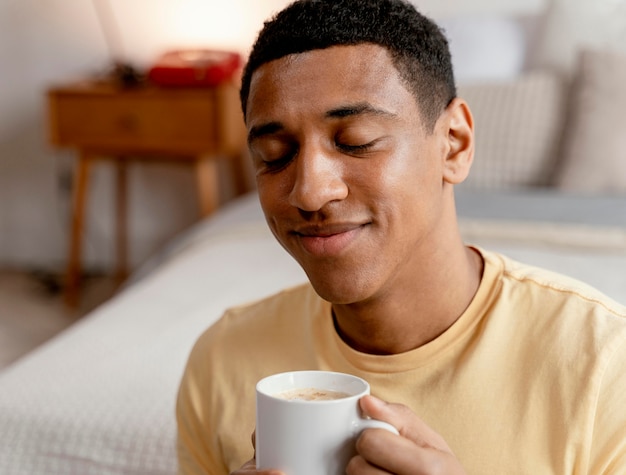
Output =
[{"x1": 255, "y1": 370, "x2": 399, "y2": 475}]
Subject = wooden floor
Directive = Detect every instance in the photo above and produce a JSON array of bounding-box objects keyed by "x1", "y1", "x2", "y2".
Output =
[{"x1": 0, "y1": 270, "x2": 117, "y2": 370}]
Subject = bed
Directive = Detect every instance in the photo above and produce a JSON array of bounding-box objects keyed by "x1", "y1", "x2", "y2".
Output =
[
  {"x1": 1, "y1": 3, "x2": 626, "y2": 474},
  {"x1": 0, "y1": 187, "x2": 625, "y2": 474}
]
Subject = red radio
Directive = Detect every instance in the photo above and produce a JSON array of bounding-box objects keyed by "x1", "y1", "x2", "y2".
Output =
[{"x1": 148, "y1": 49, "x2": 242, "y2": 87}]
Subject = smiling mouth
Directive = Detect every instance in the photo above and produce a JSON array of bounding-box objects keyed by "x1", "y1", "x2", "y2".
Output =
[{"x1": 292, "y1": 223, "x2": 368, "y2": 256}]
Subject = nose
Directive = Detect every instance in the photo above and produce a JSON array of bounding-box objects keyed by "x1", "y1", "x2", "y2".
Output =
[{"x1": 288, "y1": 145, "x2": 349, "y2": 212}]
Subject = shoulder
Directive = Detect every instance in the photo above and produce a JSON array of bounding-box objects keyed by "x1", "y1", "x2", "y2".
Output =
[
  {"x1": 476, "y1": 247, "x2": 626, "y2": 365},
  {"x1": 224, "y1": 282, "x2": 324, "y2": 323},
  {"x1": 186, "y1": 282, "x2": 324, "y2": 366},
  {"x1": 480, "y1": 247, "x2": 626, "y2": 320}
]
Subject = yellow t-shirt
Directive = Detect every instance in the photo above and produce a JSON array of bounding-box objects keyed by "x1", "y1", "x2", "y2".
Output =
[{"x1": 176, "y1": 248, "x2": 626, "y2": 475}]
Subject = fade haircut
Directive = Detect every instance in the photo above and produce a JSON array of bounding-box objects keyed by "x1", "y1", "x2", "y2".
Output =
[{"x1": 239, "y1": 0, "x2": 456, "y2": 132}]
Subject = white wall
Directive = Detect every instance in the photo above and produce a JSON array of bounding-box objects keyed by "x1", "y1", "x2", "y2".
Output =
[{"x1": 0, "y1": 0, "x2": 623, "y2": 273}]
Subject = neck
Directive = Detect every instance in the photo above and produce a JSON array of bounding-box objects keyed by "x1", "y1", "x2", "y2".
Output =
[{"x1": 332, "y1": 243, "x2": 483, "y2": 355}]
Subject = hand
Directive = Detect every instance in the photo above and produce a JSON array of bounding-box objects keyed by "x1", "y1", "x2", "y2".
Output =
[
  {"x1": 230, "y1": 458, "x2": 283, "y2": 475},
  {"x1": 230, "y1": 432, "x2": 284, "y2": 475},
  {"x1": 347, "y1": 395, "x2": 467, "y2": 475}
]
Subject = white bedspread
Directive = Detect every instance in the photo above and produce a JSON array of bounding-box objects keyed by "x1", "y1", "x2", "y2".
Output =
[
  {"x1": 0, "y1": 196, "x2": 306, "y2": 474},
  {"x1": 0, "y1": 191, "x2": 624, "y2": 474}
]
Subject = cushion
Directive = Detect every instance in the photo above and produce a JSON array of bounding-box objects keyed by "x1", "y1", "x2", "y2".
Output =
[
  {"x1": 457, "y1": 70, "x2": 567, "y2": 190},
  {"x1": 554, "y1": 48, "x2": 626, "y2": 193}
]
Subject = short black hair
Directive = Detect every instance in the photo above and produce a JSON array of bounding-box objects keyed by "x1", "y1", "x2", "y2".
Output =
[{"x1": 239, "y1": 0, "x2": 456, "y2": 131}]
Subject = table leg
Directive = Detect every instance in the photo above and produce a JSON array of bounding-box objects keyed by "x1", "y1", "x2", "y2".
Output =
[
  {"x1": 115, "y1": 159, "x2": 128, "y2": 284},
  {"x1": 229, "y1": 147, "x2": 250, "y2": 197},
  {"x1": 65, "y1": 151, "x2": 91, "y2": 308},
  {"x1": 196, "y1": 156, "x2": 220, "y2": 217}
]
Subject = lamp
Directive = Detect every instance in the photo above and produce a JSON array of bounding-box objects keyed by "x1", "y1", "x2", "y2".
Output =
[{"x1": 92, "y1": 0, "x2": 143, "y2": 87}]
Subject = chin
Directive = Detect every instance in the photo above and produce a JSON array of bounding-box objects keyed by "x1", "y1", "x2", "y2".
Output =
[{"x1": 305, "y1": 269, "x2": 377, "y2": 305}]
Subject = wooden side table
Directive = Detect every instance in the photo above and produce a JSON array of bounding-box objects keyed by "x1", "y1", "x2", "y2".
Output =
[{"x1": 47, "y1": 79, "x2": 248, "y2": 308}]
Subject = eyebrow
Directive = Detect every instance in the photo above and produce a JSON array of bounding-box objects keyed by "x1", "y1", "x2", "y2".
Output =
[
  {"x1": 247, "y1": 102, "x2": 397, "y2": 144},
  {"x1": 248, "y1": 121, "x2": 283, "y2": 145},
  {"x1": 325, "y1": 102, "x2": 397, "y2": 120}
]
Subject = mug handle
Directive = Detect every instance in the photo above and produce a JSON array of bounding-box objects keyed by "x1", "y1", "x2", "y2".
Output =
[{"x1": 354, "y1": 418, "x2": 399, "y2": 436}]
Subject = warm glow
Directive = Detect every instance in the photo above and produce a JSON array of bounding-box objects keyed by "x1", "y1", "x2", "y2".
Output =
[
  {"x1": 100, "y1": 0, "x2": 292, "y2": 65},
  {"x1": 168, "y1": 2, "x2": 251, "y2": 50}
]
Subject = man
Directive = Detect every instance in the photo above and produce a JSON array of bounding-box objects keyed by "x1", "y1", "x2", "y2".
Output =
[{"x1": 176, "y1": 0, "x2": 626, "y2": 473}]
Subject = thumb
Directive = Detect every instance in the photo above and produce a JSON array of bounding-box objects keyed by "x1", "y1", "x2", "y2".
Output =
[{"x1": 360, "y1": 395, "x2": 454, "y2": 453}]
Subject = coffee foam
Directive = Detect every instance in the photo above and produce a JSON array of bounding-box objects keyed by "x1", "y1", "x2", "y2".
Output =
[{"x1": 275, "y1": 387, "x2": 351, "y2": 401}]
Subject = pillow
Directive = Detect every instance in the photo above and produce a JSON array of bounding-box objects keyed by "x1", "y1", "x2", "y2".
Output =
[
  {"x1": 554, "y1": 49, "x2": 626, "y2": 193},
  {"x1": 458, "y1": 70, "x2": 567, "y2": 190}
]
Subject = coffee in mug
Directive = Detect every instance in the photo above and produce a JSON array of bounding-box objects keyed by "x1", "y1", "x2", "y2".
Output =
[
  {"x1": 256, "y1": 370, "x2": 398, "y2": 475},
  {"x1": 275, "y1": 387, "x2": 350, "y2": 401}
]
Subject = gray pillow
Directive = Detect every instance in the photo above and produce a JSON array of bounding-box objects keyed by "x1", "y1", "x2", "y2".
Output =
[
  {"x1": 555, "y1": 48, "x2": 626, "y2": 193},
  {"x1": 458, "y1": 70, "x2": 567, "y2": 190}
]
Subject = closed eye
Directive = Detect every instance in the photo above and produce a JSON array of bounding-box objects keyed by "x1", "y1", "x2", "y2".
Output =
[
  {"x1": 336, "y1": 139, "x2": 379, "y2": 155},
  {"x1": 261, "y1": 150, "x2": 297, "y2": 172},
  {"x1": 250, "y1": 134, "x2": 298, "y2": 173}
]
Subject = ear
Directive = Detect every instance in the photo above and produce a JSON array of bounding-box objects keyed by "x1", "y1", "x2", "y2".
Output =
[{"x1": 440, "y1": 98, "x2": 474, "y2": 185}]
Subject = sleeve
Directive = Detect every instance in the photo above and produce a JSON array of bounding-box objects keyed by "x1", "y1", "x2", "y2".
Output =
[
  {"x1": 588, "y1": 330, "x2": 626, "y2": 474},
  {"x1": 176, "y1": 326, "x2": 229, "y2": 475}
]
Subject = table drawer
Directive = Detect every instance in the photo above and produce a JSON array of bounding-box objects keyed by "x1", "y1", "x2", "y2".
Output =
[{"x1": 48, "y1": 86, "x2": 221, "y2": 155}]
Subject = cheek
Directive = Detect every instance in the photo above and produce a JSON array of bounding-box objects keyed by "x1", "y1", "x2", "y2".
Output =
[
  {"x1": 257, "y1": 173, "x2": 294, "y2": 219},
  {"x1": 362, "y1": 142, "x2": 430, "y2": 198},
  {"x1": 257, "y1": 182, "x2": 279, "y2": 219},
  {"x1": 363, "y1": 141, "x2": 443, "y2": 230}
]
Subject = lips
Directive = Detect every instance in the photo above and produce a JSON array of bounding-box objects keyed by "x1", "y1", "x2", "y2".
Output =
[{"x1": 292, "y1": 222, "x2": 368, "y2": 256}]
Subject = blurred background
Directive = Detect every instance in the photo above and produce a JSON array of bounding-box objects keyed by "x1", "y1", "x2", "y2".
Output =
[
  {"x1": 0, "y1": 0, "x2": 626, "y2": 416},
  {"x1": 0, "y1": 0, "x2": 291, "y2": 274},
  {"x1": 1, "y1": 3, "x2": 625, "y2": 470},
  {"x1": 1, "y1": 0, "x2": 624, "y2": 274}
]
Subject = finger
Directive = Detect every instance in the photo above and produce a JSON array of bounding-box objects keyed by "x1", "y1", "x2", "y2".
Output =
[
  {"x1": 355, "y1": 427, "x2": 461, "y2": 475},
  {"x1": 230, "y1": 458, "x2": 285, "y2": 475},
  {"x1": 346, "y1": 453, "x2": 389, "y2": 475},
  {"x1": 235, "y1": 458, "x2": 257, "y2": 472},
  {"x1": 359, "y1": 395, "x2": 453, "y2": 453}
]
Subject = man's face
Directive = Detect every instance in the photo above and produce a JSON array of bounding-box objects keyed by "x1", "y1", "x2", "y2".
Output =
[{"x1": 245, "y1": 44, "x2": 450, "y2": 305}]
